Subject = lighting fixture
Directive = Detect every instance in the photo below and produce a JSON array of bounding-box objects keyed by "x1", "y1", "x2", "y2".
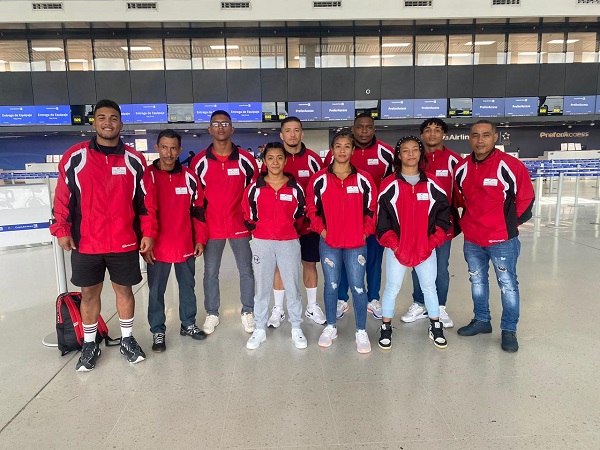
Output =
[
  {"x1": 465, "y1": 41, "x2": 496, "y2": 46},
  {"x1": 382, "y1": 43, "x2": 411, "y2": 47},
  {"x1": 32, "y1": 47, "x2": 62, "y2": 52},
  {"x1": 122, "y1": 46, "x2": 152, "y2": 51},
  {"x1": 209, "y1": 45, "x2": 239, "y2": 50}
]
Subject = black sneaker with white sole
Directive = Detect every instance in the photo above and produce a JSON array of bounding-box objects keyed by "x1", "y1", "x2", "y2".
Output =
[
  {"x1": 378, "y1": 322, "x2": 393, "y2": 350},
  {"x1": 152, "y1": 333, "x2": 166, "y2": 352},
  {"x1": 429, "y1": 320, "x2": 448, "y2": 349},
  {"x1": 180, "y1": 324, "x2": 207, "y2": 341},
  {"x1": 76, "y1": 341, "x2": 101, "y2": 372},
  {"x1": 120, "y1": 335, "x2": 146, "y2": 363}
]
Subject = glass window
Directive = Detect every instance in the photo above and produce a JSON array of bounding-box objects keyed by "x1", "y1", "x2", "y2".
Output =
[
  {"x1": 416, "y1": 35, "x2": 446, "y2": 66},
  {"x1": 541, "y1": 33, "x2": 566, "y2": 64},
  {"x1": 66, "y1": 39, "x2": 93, "y2": 71},
  {"x1": 260, "y1": 37, "x2": 286, "y2": 69},
  {"x1": 287, "y1": 37, "x2": 320, "y2": 68},
  {"x1": 0, "y1": 40, "x2": 30, "y2": 72},
  {"x1": 129, "y1": 39, "x2": 164, "y2": 70},
  {"x1": 381, "y1": 36, "x2": 413, "y2": 66},
  {"x1": 473, "y1": 34, "x2": 507, "y2": 65},
  {"x1": 448, "y1": 35, "x2": 473, "y2": 66},
  {"x1": 225, "y1": 38, "x2": 260, "y2": 69},
  {"x1": 94, "y1": 39, "x2": 129, "y2": 70},
  {"x1": 507, "y1": 33, "x2": 539, "y2": 64},
  {"x1": 355, "y1": 36, "x2": 380, "y2": 67},
  {"x1": 165, "y1": 38, "x2": 191, "y2": 70},
  {"x1": 30, "y1": 39, "x2": 66, "y2": 71},
  {"x1": 321, "y1": 36, "x2": 354, "y2": 68},
  {"x1": 192, "y1": 38, "x2": 226, "y2": 70},
  {"x1": 567, "y1": 32, "x2": 597, "y2": 63}
]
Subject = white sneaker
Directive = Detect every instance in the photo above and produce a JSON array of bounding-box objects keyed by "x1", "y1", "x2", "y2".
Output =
[
  {"x1": 318, "y1": 325, "x2": 338, "y2": 347},
  {"x1": 400, "y1": 302, "x2": 429, "y2": 323},
  {"x1": 241, "y1": 313, "x2": 256, "y2": 333},
  {"x1": 202, "y1": 315, "x2": 220, "y2": 335},
  {"x1": 367, "y1": 299, "x2": 383, "y2": 320},
  {"x1": 336, "y1": 300, "x2": 349, "y2": 319},
  {"x1": 305, "y1": 304, "x2": 326, "y2": 324},
  {"x1": 439, "y1": 306, "x2": 454, "y2": 328},
  {"x1": 355, "y1": 329, "x2": 372, "y2": 354},
  {"x1": 246, "y1": 328, "x2": 266, "y2": 350},
  {"x1": 267, "y1": 306, "x2": 285, "y2": 328},
  {"x1": 291, "y1": 328, "x2": 308, "y2": 349}
]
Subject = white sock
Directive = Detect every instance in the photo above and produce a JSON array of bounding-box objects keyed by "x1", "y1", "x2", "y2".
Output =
[
  {"x1": 306, "y1": 287, "x2": 318, "y2": 307},
  {"x1": 83, "y1": 322, "x2": 98, "y2": 343},
  {"x1": 119, "y1": 317, "x2": 134, "y2": 338},
  {"x1": 273, "y1": 290, "x2": 285, "y2": 308}
]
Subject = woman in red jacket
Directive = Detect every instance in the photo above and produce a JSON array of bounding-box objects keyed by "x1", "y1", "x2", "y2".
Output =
[
  {"x1": 306, "y1": 130, "x2": 377, "y2": 354},
  {"x1": 376, "y1": 136, "x2": 451, "y2": 350},
  {"x1": 242, "y1": 142, "x2": 307, "y2": 350}
]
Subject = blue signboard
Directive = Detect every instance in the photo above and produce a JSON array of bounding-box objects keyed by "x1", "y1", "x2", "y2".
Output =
[
  {"x1": 194, "y1": 103, "x2": 229, "y2": 123},
  {"x1": 505, "y1": 97, "x2": 537, "y2": 117},
  {"x1": 322, "y1": 101, "x2": 355, "y2": 121},
  {"x1": 0, "y1": 106, "x2": 36, "y2": 125},
  {"x1": 228, "y1": 102, "x2": 262, "y2": 122},
  {"x1": 287, "y1": 102, "x2": 322, "y2": 121},
  {"x1": 120, "y1": 104, "x2": 134, "y2": 124},
  {"x1": 35, "y1": 105, "x2": 71, "y2": 125},
  {"x1": 380, "y1": 99, "x2": 414, "y2": 119},
  {"x1": 414, "y1": 99, "x2": 447, "y2": 118},
  {"x1": 563, "y1": 96, "x2": 595, "y2": 115},
  {"x1": 472, "y1": 98, "x2": 505, "y2": 117},
  {"x1": 132, "y1": 104, "x2": 168, "y2": 123}
]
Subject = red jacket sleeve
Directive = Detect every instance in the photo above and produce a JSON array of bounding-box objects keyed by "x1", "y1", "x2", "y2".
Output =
[
  {"x1": 191, "y1": 172, "x2": 209, "y2": 245},
  {"x1": 49, "y1": 153, "x2": 73, "y2": 239},
  {"x1": 323, "y1": 151, "x2": 333, "y2": 167},
  {"x1": 515, "y1": 161, "x2": 535, "y2": 225},
  {"x1": 140, "y1": 166, "x2": 158, "y2": 240},
  {"x1": 362, "y1": 172, "x2": 378, "y2": 238},
  {"x1": 306, "y1": 175, "x2": 325, "y2": 235}
]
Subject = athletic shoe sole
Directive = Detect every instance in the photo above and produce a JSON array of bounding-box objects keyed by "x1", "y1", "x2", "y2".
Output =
[
  {"x1": 267, "y1": 314, "x2": 285, "y2": 328},
  {"x1": 246, "y1": 335, "x2": 266, "y2": 350},
  {"x1": 305, "y1": 310, "x2": 326, "y2": 325},
  {"x1": 318, "y1": 333, "x2": 338, "y2": 348},
  {"x1": 367, "y1": 307, "x2": 383, "y2": 320},
  {"x1": 429, "y1": 332, "x2": 448, "y2": 349},
  {"x1": 378, "y1": 342, "x2": 392, "y2": 350},
  {"x1": 76, "y1": 348, "x2": 101, "y2": 372}
]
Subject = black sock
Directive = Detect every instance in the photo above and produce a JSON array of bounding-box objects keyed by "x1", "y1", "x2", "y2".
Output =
[{"x1": 382, "y1": 321, "x2": 391, "y2": 329}]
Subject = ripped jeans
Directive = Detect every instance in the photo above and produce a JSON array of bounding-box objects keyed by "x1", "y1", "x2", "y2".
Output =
[
  {"x1": 463, "y1": 238, "x2": 521, "y2": 332},
  {"x1": 319, "y1": 238, "x2": 368, "y2": 330}
]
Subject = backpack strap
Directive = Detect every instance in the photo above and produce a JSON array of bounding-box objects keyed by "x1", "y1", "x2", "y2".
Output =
[
  {"x1": 97, "y1": 316, "x2": 121, "y2": 347},
  {"x1": 62, "y1": 294, "x2": 84, "y2": 346}
]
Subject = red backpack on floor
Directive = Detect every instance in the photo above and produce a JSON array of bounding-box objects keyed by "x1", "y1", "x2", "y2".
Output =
[{"x1": 55, "y1": 292, "x2": 120, "y2": 356}]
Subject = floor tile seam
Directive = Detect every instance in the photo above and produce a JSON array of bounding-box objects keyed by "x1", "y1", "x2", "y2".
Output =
[
  {"x1": 101, "y1": 390, "x2": 137, "y2": 447},
  {"x1": 217, "y1": 384, "x2": 235, "y2": 448},
  {"x1": 532, "y1": 230, "x2": 600, "y2": 251},
  {"x1": 419, "y1": 383, "x2": 459, "y2": 441}
]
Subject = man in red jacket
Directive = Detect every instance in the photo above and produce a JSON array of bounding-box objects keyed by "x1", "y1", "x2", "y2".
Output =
[
  {"x1": 454, "y1": 120, "x2": 535, "y2": 353},
  {"x1": 144, "y1": 129, "x2": 209, "y2": 352},
  {"x1": 51, "y1": 99, "x2": 157, "y2": 372},
  {"x1": 191, "y1": 110, "x2": 259, "y2": 335}
]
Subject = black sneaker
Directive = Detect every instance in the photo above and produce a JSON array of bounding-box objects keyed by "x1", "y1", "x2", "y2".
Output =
[
  {"x1": 120, "y1": 335, "x2": 146, "y2": 363},
  {"x1": 152, "y1": 333, "x2": 166, "y2": 352},
  {"x1": 76, "y1": 341, "x2": 101, "y2": 372},
  {"x1": 180, "y1": 323, "x2": 207, "y2": 341},
  {"x1": 429, "y1": 321, "x2": 448, "y2": 349},
  {"x1": 501, "y1": 330, "x2": 519, "y2": 353},
  {"x1": 378, "y1": 322, "x2": 393, "y2": 350}
]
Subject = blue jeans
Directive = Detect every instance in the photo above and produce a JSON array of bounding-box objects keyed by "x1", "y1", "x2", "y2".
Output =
[
  {"x1": 463, "y1": 237, "x2": 521, "y2": 332},
  {"x1": 337, "y1": 234, "x2": 384, "y2": 302},
  {"x1": 320, "y1": 238, "x2": 368, "y2": 330},
  {"x1": 147, "y1": 257, "x2": 197, "y2": 334},
  {"x1": 412, "y1": 240, "x2": 451, "y2": 307},
  {"x1": 381, "y1": 249, "x2": 439, "y2": 319}
]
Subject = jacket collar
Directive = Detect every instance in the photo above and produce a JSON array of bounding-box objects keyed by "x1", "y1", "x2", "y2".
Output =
[
  {"x1": 89, "y1": 137, "x2": 125, "y2": 155},
  {"x1": 327, "y1": 162, "x2": 358, "y2": 176},
  {"x1": 205, "y1": 142, "x2": 240, "y2": 161},
  {"x1": 396, "y1": 169, "x2": 427, "y2": 183},
  {"x1": 355, "y1": 136, "x2": 377, "y2": 150},
  {"x1": 256, "y1": 172, "x2": 297, "y2": 188},
  {"x1": 152, "y1": 158, "x2": 183, "y2": 174},
  {"x1": 470, "y1": 148, "x2": 498, "y2": 164},
  {"x1": 284, "y1": 143, "x2": 307, "y2": 158}
]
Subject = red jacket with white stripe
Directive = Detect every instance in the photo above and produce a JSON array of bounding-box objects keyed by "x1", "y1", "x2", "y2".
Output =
[
  {"x1": 324, "y1": 137, "x2": 394, "y2": 189},
  {"x1": 191, "y1": 143, "x2": 259, "y2": 240},
  {"x1": 454, "y1": 149, "x2": 535, "y2": 247},
  {"x1": 377, "y1": 171, "x2": 451, "y2": 268},
  {"x1": 146, "y1": 160, "x2": 208, "y2": 263},
  {"x1": 306, "y1": 164, "x2": 377, "y2": 249},
  {"x1": 50, "y1": 138, "x2": 157, "y2": 254},
  {"x1": 243, "y1": 173, "x2": 306, "y2": 241}
]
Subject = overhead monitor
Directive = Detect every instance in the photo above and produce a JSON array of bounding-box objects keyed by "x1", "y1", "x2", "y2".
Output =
[
  {"x1": 167, "y1": 104, "x2": 194, "y2": 123},
  {"x1": 354, "y1": 100, "x2": 379, "y2": 119},
  {"x1": 35, "y1": 105, "x2": 71, "y2": 125},
  {"x1": 0, "y1": 106, "x2": 36, "y2": 125},
  {"x1": 193, "y1": 103, "x2": 229, "y2": 123},
  {"x1": 228, "y1": 102, "x2": 262, "y2": 122},
  {"x1": 262, "y1": 102, "x2": 278, "y2": 122},
  {"x1": 286, "y1": 101, "x2": 322, "y2": 122},
  {"x1": 472, "y1": 98, "x2": 505, "y2": 117},
  {"x1": 120, "y1": 104, "x2": 133, "y2": 124},
  {"x1": 563, "y1": 96, "x2": 595, "y2": 115},
  {"x1": 504, "y1": 97, "x2": 537, "y2": 117},
  {"x1": 322, "y1": 101, "x2": 355, "y2": 121},
  {"x1": 380, "y1": 99, "x2": 414, "y2": 119},
  {"x1": 132, "y1": 104, "x2": 168, "y2": 123},
  {"x1": 414, "y1": 98, "x2": 447, "y2": 118},
  {"x1": 70, "y1": 104, "x2": 94, "y2": 125},
  {"x1": 448, "y1": 98, "x2": 472, "y2": 118}
]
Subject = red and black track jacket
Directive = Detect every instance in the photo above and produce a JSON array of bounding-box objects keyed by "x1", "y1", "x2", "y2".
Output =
[
  {"x1": 306, "y1": 164, "x2": 377, "y2": 249},
  {"x1": 191, "y1": 143, "x2": 259, "y2": 240},
  {"x1": 50, "y1": 138, "x2": 157, "y2": 254},
  {"x1": 422, "y1": 146, "x2": 462, "y2": 241},
  {"x1": 146, "y1": 160, "x2": 208, "y2": 263},
  {"x1": 377, "y1": 171, "x2": 451, "y2": 268},
  {"x1": 243, "y1": 173, "x2": 305, "y2": 241},
  {"x1": 324, "y1": 137, "x2": 394, "y2": 189},
  {"x1": 454, "y1": 149, "x2": 535, "y2": 247}
]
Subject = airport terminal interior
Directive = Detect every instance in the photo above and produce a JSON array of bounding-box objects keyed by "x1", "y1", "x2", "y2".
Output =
[{"x1": 1, "y1": 0, "x2": 600, "y2": 448}]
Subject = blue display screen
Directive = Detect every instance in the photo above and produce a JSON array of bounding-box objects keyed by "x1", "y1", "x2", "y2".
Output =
[
  {"x1": 228, "y1": 102, "x2": 262, "y2": 122},
  {"x1": 0, "y1": 106, "x2": 36, "y2": 125},
  {"x1": 193, "y1": 103, "x2": 229, "y2": 123},
  {"x1": 132, "y1": 104, "x2": 168, "y2": 123},
  {"x1": 35, "y1": 105, "x2": 71, "y2": 125},
  {"x1": 321, "y1": 101, "x2": 355, "y2": 121},
  {"x1": 287, "y1": 102, "x2": 322, "y2": 121},
  {"x1": 563, "y1": 96, "x2": 595, "y2": 115},
  {"x1": 413, "y1": 99, "x2": 447, "y2": 118},
  {"x1": 472, "y1": 98, "x2": 505, "y2": 117},
  {"x1": 504, "y1": 97, "x2": 537, "y2": 117},
  {"x1": 119, "y1": 104, "x2": 133, "y2": 124},
  {"x1": 380, "y1": 100, "x2": 414, "y2": 119}
]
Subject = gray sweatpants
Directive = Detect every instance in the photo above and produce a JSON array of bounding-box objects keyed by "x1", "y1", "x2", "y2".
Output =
[{"x1": 251, "y1": 238, "x2": 303, "y2": 330}]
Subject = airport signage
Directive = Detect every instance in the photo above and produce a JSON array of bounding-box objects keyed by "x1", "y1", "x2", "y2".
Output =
[
  {"x1": 322, "y1": 101, "x2": 354, "y2": 121},
  {"x1": 505, "y1": 97, "x2": 537, "y2": 117},
  {"x1": 563, "y1": 96, "x2": 595, "y2": 115},
  {"x1": 132, "y1": 104, "x2": 168, "y2": 123},
  {"x1": 228, "y1": 102, "x2": 262, "y2": 122},
  {"x1": 380, "y1": 99, "x2": 414, "y2": 119},
  {"x1": 414, "y1": 99, "x2": 447, "y2": 118},
  {"x1": 287, "y1": 101, "x2": 322, "y2": 121},
  {"x1": 472, "y1": 98, "x2": 505, "y2": 118}
]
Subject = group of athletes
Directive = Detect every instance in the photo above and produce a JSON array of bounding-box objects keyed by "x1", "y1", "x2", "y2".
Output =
[{"x1": 50, "y1": 99, "x2": 535, "y2": 372}]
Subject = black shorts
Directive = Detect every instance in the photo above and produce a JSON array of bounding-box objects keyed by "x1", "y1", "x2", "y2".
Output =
[
  {"x1": 299, "y1": 232, "x2": 320, "y2": 263},
  {"x1": 70, "y1": 250, "x2": 142, "y2": 287}
]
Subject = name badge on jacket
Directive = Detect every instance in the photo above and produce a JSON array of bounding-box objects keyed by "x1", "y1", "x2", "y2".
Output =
[
  {"x1": 347, "y1": 186, "x2": 359, "y2": 194},
  {"x1": 483, "y1": 178, "x2": 498, "y2": 186},
  {"x1": 367, "y1": 158, "x2": 379, "y2": 166},
  {"x1": 175, "y1": 187, "x2": 188, "y2": 195},
  {"x1": 298, "y1": 170, "x2": 310, "y2": 177},
  {"x1": 417, "y1": 193, "x2": 429, "y2": 201},
  {"x1": 280, "y1": 194, "x2": 293, "y2": 202},
  {"x1": 436, "y1": 170, "x2": 449, "y2": 177},
  {"x1": 112, "y1": 167, "x2": 126, "y2": 175},
  {"x1": 228, "y1": 168, "x2": 240, "y2": 176}
]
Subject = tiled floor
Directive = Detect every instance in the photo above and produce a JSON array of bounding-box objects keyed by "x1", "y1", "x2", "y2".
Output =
[{"x1": 0, "y1": 179, "x2": 599, "y2": 449}]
